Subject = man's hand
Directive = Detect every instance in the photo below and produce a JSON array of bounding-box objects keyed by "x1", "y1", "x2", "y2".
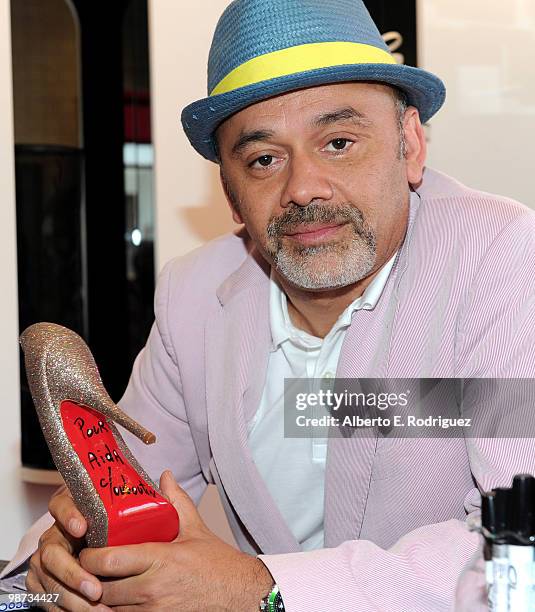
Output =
[
  {"x1": 25, "y1": 486, "x2": 109, "y2": 611},
  {"x1": 79, "y1": 471, "x2": 274, "y2": 611}
]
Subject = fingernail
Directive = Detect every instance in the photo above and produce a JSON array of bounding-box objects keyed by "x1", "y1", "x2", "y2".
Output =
[
  {"x1": 80, "y1": 580, "x2": 99, "y2": 600},
  {"x1": 69, "y1": 518, "x2": 81, "y2": 534}
]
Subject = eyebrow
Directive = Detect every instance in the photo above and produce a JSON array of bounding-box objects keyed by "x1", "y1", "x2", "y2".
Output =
[
  {"x1": 313, "y1": 107, "x2": 373, "y2": 128},
  {"x1": 230, "y1": 107, "x2": 372, "y2": 158},
  {"x1": 231, "y1": 129, "x2": 275, "y2": 158}
]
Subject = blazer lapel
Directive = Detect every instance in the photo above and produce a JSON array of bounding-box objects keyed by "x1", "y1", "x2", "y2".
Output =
[
  {"x1": 205, "y1": 251, "x2": 301, "y2": 554},
  {"x1": 323, "y1": 191, "x2": 422, "y2": 547},
  {"x1": 323, "y1": 313, "x2": 382, "y2": 548}
]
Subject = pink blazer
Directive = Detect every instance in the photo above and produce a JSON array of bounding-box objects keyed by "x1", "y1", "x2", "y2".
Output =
[{"x1": 10, "y1": 168, "x2": 535, "y2": 611}]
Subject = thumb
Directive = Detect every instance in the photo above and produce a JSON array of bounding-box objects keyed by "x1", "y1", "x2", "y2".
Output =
[{"x1": 159, "y1": 470, "x2": 204, "y2": 532}]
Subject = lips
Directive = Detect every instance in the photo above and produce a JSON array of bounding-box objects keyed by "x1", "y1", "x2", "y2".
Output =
[{"x1": 283, "y1": 222, "x2": 347, "y2": 244}]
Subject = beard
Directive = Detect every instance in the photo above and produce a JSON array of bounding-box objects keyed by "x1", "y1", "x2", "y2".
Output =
[{"x1": 265, "y1": 202, "x2": 377, "y2": 290}]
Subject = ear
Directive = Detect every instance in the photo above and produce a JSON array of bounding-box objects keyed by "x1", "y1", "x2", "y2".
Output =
[
  {"x1": 219, "y1": 168, "x2": 244, "y2": 225},
  {"x1": 402, "y1": 107, "x2": 427, "y2": 187}
]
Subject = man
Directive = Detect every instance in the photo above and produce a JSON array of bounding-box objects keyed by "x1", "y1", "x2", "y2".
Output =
[{"x1": 15, "y1": 0, "x2": 535, "y2": 610}]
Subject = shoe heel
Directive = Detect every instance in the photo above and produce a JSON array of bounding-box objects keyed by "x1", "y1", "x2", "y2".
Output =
[
  {"x1": 20, "y1": 323, "x2": 156, "y2": 445},
  {"x1": 20, "y1": 322, "x2": 180, "y2": 547}
]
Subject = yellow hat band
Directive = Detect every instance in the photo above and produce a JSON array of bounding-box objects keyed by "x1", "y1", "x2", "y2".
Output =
[{"x1": 210, "y1": 41, "x2": 397, "y2": 97}]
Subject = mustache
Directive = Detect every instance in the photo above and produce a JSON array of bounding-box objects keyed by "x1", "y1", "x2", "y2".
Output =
[{"x1": 267, "y1": 202, "x2": 372, "y2": 239}]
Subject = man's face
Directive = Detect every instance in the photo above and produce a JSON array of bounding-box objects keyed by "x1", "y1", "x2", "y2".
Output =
[{"x1": 216, "y1": 82, "x2": 423, "y2": 291}]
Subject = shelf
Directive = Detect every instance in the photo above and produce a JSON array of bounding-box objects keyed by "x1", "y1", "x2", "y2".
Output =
[{"x1": 20, "y1": 467, "x2": 64, "y2": 486}]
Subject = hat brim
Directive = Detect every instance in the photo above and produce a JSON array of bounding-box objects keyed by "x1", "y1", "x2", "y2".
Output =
[{"x1": 181, "y1": 63, "x2": 446, "y2": 162}]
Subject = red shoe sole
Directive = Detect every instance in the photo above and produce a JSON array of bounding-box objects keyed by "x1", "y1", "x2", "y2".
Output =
[{"x1": 61, "y1": 400, "x2": 180, "y2": 546}]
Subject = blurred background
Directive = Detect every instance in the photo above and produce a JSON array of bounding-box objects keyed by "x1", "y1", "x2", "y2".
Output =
[{"x1": 0, "y1": 0, "x2": 533, "y2": 559}]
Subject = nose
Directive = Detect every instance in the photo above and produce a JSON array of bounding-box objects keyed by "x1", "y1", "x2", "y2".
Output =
[{"x1": 280, "y1": 153, "x2": 334, "y2": 208}]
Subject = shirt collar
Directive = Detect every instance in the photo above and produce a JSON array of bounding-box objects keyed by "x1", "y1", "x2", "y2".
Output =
[{"x1": 269, "y1": 252, "x2": 398, "y2": 351}]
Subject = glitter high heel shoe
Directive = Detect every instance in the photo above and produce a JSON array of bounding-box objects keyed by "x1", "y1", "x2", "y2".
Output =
[{"x1": 20, "y1": 322, "x2": 180, "y2": 547}]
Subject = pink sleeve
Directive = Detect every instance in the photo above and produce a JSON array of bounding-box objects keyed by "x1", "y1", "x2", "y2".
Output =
[
  {"x1": 260, "y1": 521, "x2": 481, "y2": 611},
  {"x1": 116, "y1": 259, "x2": 207, "y2": 504}
]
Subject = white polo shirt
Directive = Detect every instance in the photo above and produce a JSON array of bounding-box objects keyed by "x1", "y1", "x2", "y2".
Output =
[{"x1": 247, "y1": 255, "x2": 397, "y2": 550}]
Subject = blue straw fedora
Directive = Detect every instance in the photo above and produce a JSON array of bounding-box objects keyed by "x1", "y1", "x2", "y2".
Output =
[{"x1": 181, "y1": 0, "x2": 445, "y2": 162}]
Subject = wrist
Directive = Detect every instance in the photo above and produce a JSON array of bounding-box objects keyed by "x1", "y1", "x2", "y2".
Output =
[
  {"x1": 256, "y1": 559, "x2": 284, "y2": 612},
  {"x1": 230, "y1": 554, "x2": 274, "y2": 609}
]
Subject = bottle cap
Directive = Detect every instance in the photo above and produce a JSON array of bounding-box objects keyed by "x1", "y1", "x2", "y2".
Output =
[
  {"x1": 482, "y1": 491, "x2": 496, "y2": 535},
  {"x1": 510, "y1": 473, "x2": 535, "y2": 542},
  {"x1": 493, "y1": 487, "x2": 510, "y2": 544}
]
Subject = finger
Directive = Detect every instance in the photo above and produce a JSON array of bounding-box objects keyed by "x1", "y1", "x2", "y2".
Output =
[
  {"x1": 27, "y1": 562, "x2": 110, "y2": 612},
  {"x1": 41, "y1": 566, "x2": 112, "y2": 611},
  {"x1": 98, "y1": 574, "x2": 150, "y2": 607},
  {"x1": 38, "y1": 523, "x2": 77, "y2": 560},
  {"x1": 40, "y1": 540, "x2": 103, "y2": 602},
  {"x1": 25, "y1": 568, "x2": 45, "y2": 598},
  {"x1": 49, "y1": 488, "x2": 87, "y2": 539},
  {"x1": 159, "y1": 470, "x2": 202, "y2": 530},
  {"x1": 25, "y1": 573, "x2": 62, "y2": 612},
  {"x1": 79, "y1": 544, "x2": 155, "y2": 578}
]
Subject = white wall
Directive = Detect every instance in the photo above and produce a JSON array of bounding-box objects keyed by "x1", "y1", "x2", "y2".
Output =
[
  {"x1": 419, "y1": 0, "x2": 535, "y2": 209},
  {"x1": 0, "y1": 0, "x2": 22, "y2": 561},
  {"x1": 0, "y1": 0, "x2": 57, "y2": 561},
  {"x1": 148, "y1": 0, "x2": 235, "y2": 272}
]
